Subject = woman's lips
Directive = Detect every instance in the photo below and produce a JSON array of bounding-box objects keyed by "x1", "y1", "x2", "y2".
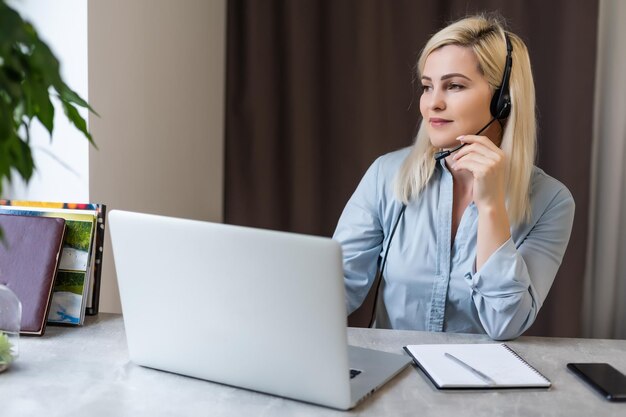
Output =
[{"x1": 429, "y1": 118, "x2": 452, "y2": 127}]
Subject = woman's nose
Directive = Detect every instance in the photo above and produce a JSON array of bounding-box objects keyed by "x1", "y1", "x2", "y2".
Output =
[{"x1": 427, "y1": 88, "x2": 446, "y2": 111}]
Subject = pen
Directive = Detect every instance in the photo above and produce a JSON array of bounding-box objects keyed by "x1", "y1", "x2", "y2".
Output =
[{"x1": 444, "y1": 352, "x2": 496, "y2": 386}]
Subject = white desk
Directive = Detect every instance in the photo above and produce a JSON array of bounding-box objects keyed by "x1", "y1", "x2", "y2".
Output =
[{"x1": 2, "y1": 314, "x2": 625, "y2": 416}]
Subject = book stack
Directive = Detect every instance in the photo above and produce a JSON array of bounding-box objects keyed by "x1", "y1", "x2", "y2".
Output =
[{"x1": 0, "y1": 200, "x2": 106, "y2": 332}]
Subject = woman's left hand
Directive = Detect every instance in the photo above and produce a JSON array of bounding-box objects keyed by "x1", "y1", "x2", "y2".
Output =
[{"x1": 450, "y1": 134, "x2": 507, "y2": 211}]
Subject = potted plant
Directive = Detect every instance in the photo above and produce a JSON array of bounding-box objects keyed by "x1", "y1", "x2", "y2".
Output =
[{"x1": 0, "y1": 1, "x2": 97, "y2": 213}]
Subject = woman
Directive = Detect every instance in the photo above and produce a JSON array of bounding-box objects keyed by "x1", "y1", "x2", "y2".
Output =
[{"x1": 333, "y1": 15, "x2": 575, "y2": 340}]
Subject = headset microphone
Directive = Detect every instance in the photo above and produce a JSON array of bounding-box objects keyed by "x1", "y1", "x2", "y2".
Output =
[{"x1": 433, "y1": 34, "x2": 513, "y2": 162}]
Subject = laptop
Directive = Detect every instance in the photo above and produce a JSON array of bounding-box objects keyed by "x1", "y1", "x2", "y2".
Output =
[{"x1": 108, "y1": 210, "x2": 410, "y2": 410}]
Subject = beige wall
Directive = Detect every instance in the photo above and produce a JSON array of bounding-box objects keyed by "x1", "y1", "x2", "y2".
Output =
[{"x1": 88, "y1": 0, "x2": 226, "y2": 313}]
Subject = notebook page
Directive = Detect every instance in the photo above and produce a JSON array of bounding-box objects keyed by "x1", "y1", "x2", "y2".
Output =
[{"x1": 404, "y1": 343, "x2": 550, "y2": 388}]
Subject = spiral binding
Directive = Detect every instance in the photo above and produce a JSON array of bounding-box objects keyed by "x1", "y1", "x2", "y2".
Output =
[{"x1": 501, "y1": 344, "x2": 551, "y2": 383}]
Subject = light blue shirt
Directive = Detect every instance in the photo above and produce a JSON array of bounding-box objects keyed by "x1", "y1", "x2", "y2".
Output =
[{"x1": 333, "y1": 147, "x2": 575, "y2": 340}]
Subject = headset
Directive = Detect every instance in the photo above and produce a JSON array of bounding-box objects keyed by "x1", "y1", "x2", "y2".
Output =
[
  {"x1": 489, "y1": 33, "x2": 513, "y2": 121},
  {"x1": 434, "y1": 33, "x2": 513, "y2": 161},
  {"x1": 367, "y1": 33, "x2": 513, "y2": 327}
]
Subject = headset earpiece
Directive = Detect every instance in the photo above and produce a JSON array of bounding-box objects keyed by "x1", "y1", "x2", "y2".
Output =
[{"x1": 489, "y1": 34, "x2": 513, "y2": 120}]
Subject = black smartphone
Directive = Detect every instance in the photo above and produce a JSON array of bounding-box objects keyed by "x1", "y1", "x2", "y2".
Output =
[{"x1": 567, "y1": 363, "x2": 626, "y2": 401}]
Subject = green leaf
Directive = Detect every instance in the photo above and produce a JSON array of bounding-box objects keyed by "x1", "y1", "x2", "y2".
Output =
[
  {"x1": 0, "y1": 63, "x2": 25, "y2": 104},
  {"x1": 4, "y1": 133, "x2": 34, "y2": 181},
  {"x1": 0, "y1": 99, "x2": 11, "y2": 140},
  {"x1": 0, "y1": 143, "x2": 10, "y2": 182},
  {"x1": 0, "y1": 3, "x2": 25, "y2": 42},
  {"x1": 62, "y1": 101, "x2": 97, "y2": 148},
  {"x1": 0, "y1": 130, "x2": 34, "y2": 182},
  {"x1": 34, "y1": 84, "x2": 54, "y2": 135},
  {"x1": 29, "y1": 39, "x2": 63, "y2": 88},
  {"x1": 59, "y1": 83, "x2": 98, "y2": 115},
  {"x1": 17, "y1": 138, "x2": 34, "y2": 180},
  {"x1": 21, "y1": 77, "x2": 54, "y2": 135}
]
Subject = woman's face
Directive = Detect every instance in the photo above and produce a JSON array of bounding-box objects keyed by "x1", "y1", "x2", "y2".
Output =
[{"x1": 419, "y1": 44, "x2": 496, "y2": 149}]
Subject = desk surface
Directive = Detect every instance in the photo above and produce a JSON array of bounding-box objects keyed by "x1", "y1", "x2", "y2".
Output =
[{"x1": 2, "y1": 314, "x2": 625, "y2": 416}]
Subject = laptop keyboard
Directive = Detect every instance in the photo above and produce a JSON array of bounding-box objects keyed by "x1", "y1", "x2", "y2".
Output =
[{"x1": 350, "y1": 369, "x2": 362, "y2": 379}]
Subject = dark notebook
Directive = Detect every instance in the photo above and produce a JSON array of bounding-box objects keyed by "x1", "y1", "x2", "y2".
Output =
[{"x1": 0, "y1": 214, "x2": 66, "y2": 335}]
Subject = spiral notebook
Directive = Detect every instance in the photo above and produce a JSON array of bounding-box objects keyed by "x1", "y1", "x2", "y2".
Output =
[{"x1": 404, "y1": 343, "x2": 551, "y2": 389}]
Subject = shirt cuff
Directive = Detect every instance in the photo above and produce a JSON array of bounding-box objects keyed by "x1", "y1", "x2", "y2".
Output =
[{"x1": 464, "y1": 238, "x2": 530, "y2": 296}]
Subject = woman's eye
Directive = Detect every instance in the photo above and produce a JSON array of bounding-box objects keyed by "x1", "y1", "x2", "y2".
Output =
[
  {"x1": 448, "y1": 83, "x2": 465, "y2": 90},
  {"x1": 421, "y1": 85, "x2": 432, "y2": 92}
]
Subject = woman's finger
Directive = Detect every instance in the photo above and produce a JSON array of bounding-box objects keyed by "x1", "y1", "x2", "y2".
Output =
[{"x1": 453, "y1": 141, "x2": 501, "y2": 161}]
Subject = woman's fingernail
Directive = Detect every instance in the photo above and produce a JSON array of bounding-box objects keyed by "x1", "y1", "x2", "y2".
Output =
[{"x1": 457, "y1": 135, "x2": 464, "y2": 141}]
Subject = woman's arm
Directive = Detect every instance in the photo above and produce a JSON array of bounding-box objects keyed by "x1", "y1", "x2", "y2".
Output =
[
  {"x1": 451, "y1": 134, "x2": 511, "y2": 269},
  {"x1": 332, "y1": 158, "x2": 385, "y2": 314},
  {"x1": 452, "y1": 135, "x2": 575, "y2": 340},
  {"x1": 466, "y1": 186, "x2": 575, "y2": 340}
]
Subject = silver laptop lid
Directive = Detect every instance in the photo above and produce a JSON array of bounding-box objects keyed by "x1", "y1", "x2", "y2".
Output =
[{"x1": 109, "y1": 210, "x2": 353, "y2": 409}]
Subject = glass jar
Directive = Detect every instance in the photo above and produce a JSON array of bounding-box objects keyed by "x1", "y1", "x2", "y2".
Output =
[{"x1": 0, "y1": 284, "x2": 21, "y2": 372}]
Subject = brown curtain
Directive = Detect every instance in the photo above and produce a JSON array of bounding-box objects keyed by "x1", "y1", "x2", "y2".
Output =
[{"x1": 225, "y1": 0, "x2": 598, "y2": 337}]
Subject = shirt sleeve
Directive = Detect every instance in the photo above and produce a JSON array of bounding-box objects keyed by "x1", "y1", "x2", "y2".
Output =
[
  {"x1": 464, "y1": 187, "x2": 575, "y2": 340},
  {"x1": 332, "y1": 158, "x2": 384, "y2": 314}
]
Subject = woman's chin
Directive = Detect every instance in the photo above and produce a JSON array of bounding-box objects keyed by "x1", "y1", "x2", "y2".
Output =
[
  {"x1": 427, "y1": 130, "x2": 459, "y2": 148},
  {"x1": 429, "y1": 138, "x2": 458, "y2": 150}
]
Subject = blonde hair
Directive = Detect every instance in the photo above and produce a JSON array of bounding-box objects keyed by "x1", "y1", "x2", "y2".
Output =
[{"x1": 395, "y1": 14, "x2": 536, "y2": 224}]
